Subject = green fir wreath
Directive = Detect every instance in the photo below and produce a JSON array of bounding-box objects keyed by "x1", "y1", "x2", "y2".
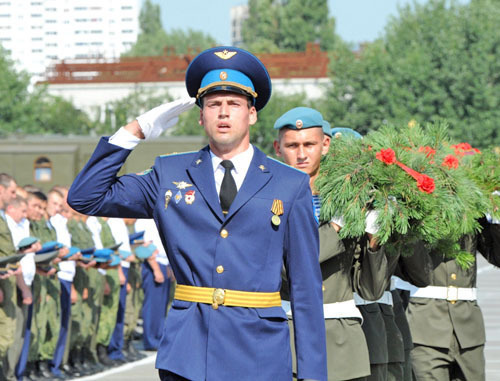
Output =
[{"x1": 316, "y1": 121, "x2": 490, "y2": 268}]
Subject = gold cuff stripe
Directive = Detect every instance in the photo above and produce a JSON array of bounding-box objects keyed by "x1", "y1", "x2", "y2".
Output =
[
  {"x1": 197, "y1": 81, "x2": 258, "y2": 99},
  {"x1": 175, "y1": 284, "x2": 281, "y2": 308}
]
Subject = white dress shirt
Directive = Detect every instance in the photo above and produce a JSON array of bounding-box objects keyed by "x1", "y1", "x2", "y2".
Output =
[
  {"x1": 50, "y1": 214, "x2": 75, "y2": 282},
  {"x1": 210, "y1": 144, "x2": 254, "y2": 196},
  {"x1": 86, "y1": 216, "x2": 104, "y2": 249},
  {"x1": 135, "y1": 219, "x2": 169, "y2": 266},
  {"x1": 107, "y1": 218, "x2": 132, "y2": 268},
  {"x1": 6, "y1": 216, "x2": 36, "y2": 286}
]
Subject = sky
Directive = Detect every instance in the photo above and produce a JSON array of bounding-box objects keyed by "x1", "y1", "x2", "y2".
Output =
[{"x1": 150, "y1": 0, "x2": 425, "y2": 45}]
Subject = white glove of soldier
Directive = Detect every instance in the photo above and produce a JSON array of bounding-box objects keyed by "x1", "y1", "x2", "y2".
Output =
[
  {"x1": 486, "y1": 191, "x2": 500, "y2": 224},
  {"x1": 365, "y1": 210, "x2": 380, "y2": 235},
  {"x1": 330, "y1": 211, "x2": 379, "y2": 234},
  {"x1": 136, "y1": 97, "x2": 196, "y2": 140}
]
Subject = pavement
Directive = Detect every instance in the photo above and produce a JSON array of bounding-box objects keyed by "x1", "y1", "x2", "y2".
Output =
[
  {"x1": 70, "y1": 255, "x2": 499, "y2": 380},
  {"x1": 477, "y1": 255, "x2": 500, "y2": 380}
]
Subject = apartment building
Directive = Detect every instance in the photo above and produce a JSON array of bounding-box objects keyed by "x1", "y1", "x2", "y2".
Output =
[{"x1": 0, "y1": 0, "x2": 139, "y2": 81}]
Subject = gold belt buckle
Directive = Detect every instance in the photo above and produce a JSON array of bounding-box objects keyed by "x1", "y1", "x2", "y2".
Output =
[
  {"x1": 446, "y1": 286, "x2": 458, "y2": 303},
  {"x1": 212, "y1": 288, "x2": 225, "y2": 310}
]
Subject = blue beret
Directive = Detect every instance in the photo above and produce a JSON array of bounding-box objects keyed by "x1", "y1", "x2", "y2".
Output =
[
  {"x1": 135, "y1": 244, "x2": 156, "y2": 260},
  {"x1": 18, "y1": 236, "x2": 39, "y2": 250},
  {"x1": 274, "y1": 107, "x2": 330, "y2": 135},
  {"x1": 129, "y1": 231, "x2": 145, "y2": 244},
  {"x1": 108, "y1": 254, "x2": 121, "y2": 267},
  {"x1": 119, "y1": 250, "x2": 132, "y2": 259},
  {"x1": 62, "y1": 246, "x2": 80, "y2": 259},
  {"x1": 186, "y1": 46, "x2": 271, "y2": 111},
  {"x1": 322, "y1": 121, "x2": 332, "y2": 137},
  {"x1": 36, "y1": 241, "x2": 64, "y2": 255},
  {"x1": 330, "y1": 127, "x2": 362, "y2": 139}
]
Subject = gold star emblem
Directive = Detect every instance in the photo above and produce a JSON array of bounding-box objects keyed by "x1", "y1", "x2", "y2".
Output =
[{"x1": 259, "y1": 165, "x2": 266, "y2": 171}]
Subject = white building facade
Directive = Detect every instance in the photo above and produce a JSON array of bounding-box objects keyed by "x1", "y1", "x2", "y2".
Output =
[{"x1": 0, "y1": 0, "x2": 139, "y2": 81}]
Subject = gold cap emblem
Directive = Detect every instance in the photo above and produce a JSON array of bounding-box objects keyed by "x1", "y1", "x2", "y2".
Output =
[
  {"x1": 219, "y1": 71, "x2": 228, "y2": 80},
  {"x1": 296, "y1": 119, "x2": 303, "y2": 129},
  {"x1": 334, "y1": 132, "x2": 342, "y2": 139},
  {"x1": 214, "y1": 50, "x2": 237, "y2": 60}
]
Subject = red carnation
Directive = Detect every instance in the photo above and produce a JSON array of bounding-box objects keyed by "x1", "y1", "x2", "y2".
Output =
[
  {"x1": 418, "y1": 146, "x2": 436, "y2": 158},
  {"x1": 417, "y1": 175, "x2": 435, "y2": 194},
  {"x1": 376, "y1": 148, "x2": 396, "y2": 164},
  {"x1": 442, "y1": 154, "x2": 459, "y2": 169}
]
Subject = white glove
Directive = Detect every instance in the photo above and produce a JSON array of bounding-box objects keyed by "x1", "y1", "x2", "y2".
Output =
[
  {"x1": 330, "y1": 216, "x2": 345, "y2": 228},
  {"x1": 365, "y1": 210, "x2": 380, "y2": 235},
  {"x1": 486, "y1": 191, "x2": 500, "y2": 224},
  {"x1": 136, "y1": 97, "x2": 196, "y2": 140}
]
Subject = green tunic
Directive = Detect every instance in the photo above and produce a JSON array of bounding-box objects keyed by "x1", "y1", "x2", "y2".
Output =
[
  {"x1": 0, "y1": 214, "x2": 17, "y2": 359},
  {"x1": 407, "y1": 221, "x2": 500, "y2": 380},
  {"x1": 283, "y1": 223, "x2": 387, "y2": 381}
]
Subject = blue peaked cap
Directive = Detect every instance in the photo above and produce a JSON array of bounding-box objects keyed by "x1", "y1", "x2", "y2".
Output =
[
  {"x1": 274, "y1": 107, "x2": 331, "y2": 136},
  {"x1": 129, "y1": 231, "x2": 145, "y2": 244},
  {"x1": 330, "y1": 127, "x2": 362, "y2": 139},
  {"x1": 36, "y1": 241, "x2": 64, "y2": 255},
  {"x1": 186, "y1": 46, "x2": 271, "y2": 111}
]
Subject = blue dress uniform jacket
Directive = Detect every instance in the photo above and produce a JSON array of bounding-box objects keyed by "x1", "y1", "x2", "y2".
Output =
[{"x1": 68, "y1": 137, "x2": 327, "y2": 381}]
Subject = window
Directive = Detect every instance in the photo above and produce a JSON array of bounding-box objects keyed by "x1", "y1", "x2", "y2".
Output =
[{"x1": 34, "y1": 157, "x2": 52, "y2": 182}]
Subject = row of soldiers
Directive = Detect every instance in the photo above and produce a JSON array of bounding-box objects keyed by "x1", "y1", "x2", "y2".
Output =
[
  {"x1": 0, "y1": 173, "x2": 173, "y2": 380},
  {"x1": 273, "y1": 107, "x2": 500, "y2": 380}
]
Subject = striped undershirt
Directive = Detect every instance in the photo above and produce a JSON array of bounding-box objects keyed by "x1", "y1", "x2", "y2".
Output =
[{"x1": 312, "y1": 195, "x2": 321, "y2": 225}]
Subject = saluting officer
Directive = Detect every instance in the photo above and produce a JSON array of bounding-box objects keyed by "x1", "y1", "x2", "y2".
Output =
[{"x1": 68, "y1": 46, "x2": 327, "y2": 381}]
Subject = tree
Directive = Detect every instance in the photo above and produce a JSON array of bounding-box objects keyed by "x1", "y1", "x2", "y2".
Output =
[
  {"x1": 241, "y1": 0, "x2": 342, "y2": 53},
  {"x1": 326, "y1": 0, "x2": 500, "y2": 148},
  {"x1": 123, "y1": 0, "x2": 216, "y2": 57},
  {"x1": 250, "y1": 91, "x2": 316, "y2": 155},
  {"x1": 0, "y1": 47, "x2": 93, "y2": 136}
]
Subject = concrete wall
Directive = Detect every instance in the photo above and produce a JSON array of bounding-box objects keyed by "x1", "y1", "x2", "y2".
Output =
[{"x1": 46, "y1": 78, "x2": 331, "y2": 115}]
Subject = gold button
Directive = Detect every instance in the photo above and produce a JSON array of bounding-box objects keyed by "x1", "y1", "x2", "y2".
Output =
[
  {"x1": 322, "y1": 284, "x2": 326, "y2": 292},
  {"x1": 451, "y1": 273, "x2": 457, "y2": 280},
  {"x1": 450, "y1": 300, "x2": 456, "y2": 305},
  {"x1": 220, "y1": 229, "x2": 228, "y2": 238},
  {"x1": 216, "y1": 265, "x2": 224, "y2": 274}
]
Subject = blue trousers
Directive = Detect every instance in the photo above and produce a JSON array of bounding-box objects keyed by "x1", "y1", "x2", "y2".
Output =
[
  {"x1": 108, "y1": 266, "x2": 129, "y2": 360},
  {"x1": 141, "y1": 262, "x2": 170, "y2": 350},
  {"x1": 15, "y1": 294, "x2": 33, "y2": 380},
  {"x1": 50, "y1": 279, "x2": 72, "y2": 376}
]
